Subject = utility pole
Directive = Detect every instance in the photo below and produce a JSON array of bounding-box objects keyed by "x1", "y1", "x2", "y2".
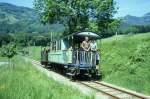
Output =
[{"x1": 115, "y1": 31, "x2": 118, "y2": 36}]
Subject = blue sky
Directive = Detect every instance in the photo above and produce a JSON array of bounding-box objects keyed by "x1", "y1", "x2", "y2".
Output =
[
  {"x1": 0, "y1": 0, "x2": 150, "y2": 17},
  {"x1": 115, "y1": 0, "x2": 150, "y2": 17},
  {"x1": 0, "y1": 0, "x2": 34, "y2": 8}
]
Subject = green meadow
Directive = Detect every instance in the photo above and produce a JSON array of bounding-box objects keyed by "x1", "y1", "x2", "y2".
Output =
[
  {"x1": 100, "y1": 33, "x2": 150, "y2": 95},
  {"x1": 0, "y1": 56, "x2": 94, "y2": 99}
]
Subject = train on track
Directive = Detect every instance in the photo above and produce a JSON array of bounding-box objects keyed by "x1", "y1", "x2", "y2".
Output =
[{"x1": 41, "y1": 32, "x2": 101, "y2": 78}]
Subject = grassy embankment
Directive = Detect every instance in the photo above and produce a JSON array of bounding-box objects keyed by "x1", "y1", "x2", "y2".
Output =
[
  {"x1": 100, "y1": 33, "x2": 150, "y2": 95},
  {"x1": 0, "y1": 56, "x2": 94, "y2": 99}
]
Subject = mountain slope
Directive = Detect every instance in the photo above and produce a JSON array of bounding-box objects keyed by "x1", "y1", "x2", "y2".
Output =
[
  {"x1": 0, "y1": 3, "x2": 37, "y2": 24},
  {"x1": 0, "y1": 3, "x2": 64, "y2": 34},
  {"x1": 123, "y1": 13, "x2": 150, "y2": 25}
]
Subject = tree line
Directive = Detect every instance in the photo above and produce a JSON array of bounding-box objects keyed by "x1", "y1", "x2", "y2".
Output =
[
  {"x1": 0, "y1": 33, "x2": 54, "y2": 47},
  {"x1": 119, "y1": 25, "x2": 150, "y2": 34}
]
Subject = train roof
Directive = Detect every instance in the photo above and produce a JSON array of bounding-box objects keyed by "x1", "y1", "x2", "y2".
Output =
[
  {"x1": 51, "y1": 32, "x2": 101, "y2": 42},
  {"x1": 63, "y1": 32, "x2": 101, "y2": 39}
]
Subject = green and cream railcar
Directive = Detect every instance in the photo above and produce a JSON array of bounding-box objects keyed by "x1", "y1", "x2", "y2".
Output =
[{"x1": 41, "y1": 32, "x2": 101, "y2": 77}]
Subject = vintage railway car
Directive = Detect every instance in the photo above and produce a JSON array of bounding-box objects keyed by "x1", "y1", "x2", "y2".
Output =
[{"x1": 41, "y1": 32, "x2": 101, "y2": 78}]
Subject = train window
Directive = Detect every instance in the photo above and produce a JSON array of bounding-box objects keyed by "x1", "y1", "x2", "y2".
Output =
[
  {"x1": 52, "y1": 41, "x2": 56, "y2": 51},
  {"x1": 58, "y1": 40, "x2": 61, "y2": 50},
  {"x1": 54, "y1": 41, "x2": 56, "y2": 51},
  {"x1": 49, "y1": 43, "x2": 52, "y2": 51},
  {"x1": 55, "y1": 40, "x2": 61, "y2": 51}
]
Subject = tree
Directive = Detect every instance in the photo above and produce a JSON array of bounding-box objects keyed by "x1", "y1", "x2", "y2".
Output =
[
  {"x1": 0, "y1": 34, "x2": 14, "y2": 47},
  {"x1": 107, "y1": 19, "x2": 121, "y2": 37},
  {"x1": 15, "y1": 33, "x2": 33, "y2": 47},
  {"x1": 34, "y1": 0, "x2": 118, "y2": 36},
  {"x1": 94, "y1": 0, "x2": 117, "y2": 35},
  {"x1": 1, "y1": 43, "x2": 17, "y2": 67},
  {"x1": 32, "y1": 35, "x2": 51, "y2": 46}
]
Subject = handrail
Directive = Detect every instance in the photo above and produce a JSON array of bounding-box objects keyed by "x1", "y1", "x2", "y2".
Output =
[
  {"x1": 47, "y1": 50, "x2": 98, "y2": 66},
  {"x1": 72, "y1": 50, "x2": 97, "y2": 66}
]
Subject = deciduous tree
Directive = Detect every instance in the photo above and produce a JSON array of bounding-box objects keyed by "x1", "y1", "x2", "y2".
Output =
[
  {"x1": 1, "y1": 43, "x2": 17, "y2": 67},
  {"x1": 34, "y1": 0, "x2": 118, "y2": 36}
]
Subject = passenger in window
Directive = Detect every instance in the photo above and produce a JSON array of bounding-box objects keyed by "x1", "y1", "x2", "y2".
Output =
[
  {"x1": 81, "y1": 37, "x2": 90, "y2": 51},
  {"x1": 90, "y1": 40, "x2": 97, "y2": 51},
  {"x1": 90, "y1": 40, "x2": 100, "y2": 71}
]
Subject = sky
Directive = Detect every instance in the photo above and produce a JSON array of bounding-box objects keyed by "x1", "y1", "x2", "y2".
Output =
[
  {"x1": 0, "y1": 0, "x2": 150, "y2": 17},
  {"x1": 115, "y1": 0, "x2": 150, "y2": 17}
]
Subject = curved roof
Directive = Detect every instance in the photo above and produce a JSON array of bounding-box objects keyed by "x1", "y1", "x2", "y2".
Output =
[
  {"x1": 74, "y1": 32, "x2": 100, "y2": 38},
  {"x1": 51, "y1": 31, "x2": 101, "y2": 42}
]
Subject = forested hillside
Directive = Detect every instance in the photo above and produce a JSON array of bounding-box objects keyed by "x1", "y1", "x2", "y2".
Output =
[
  {"x1": 123, "y1": 13, "x2": 150, "y2": 25},
  {"x1": 120, "y1": 13, "x2": 150, "y2": 34},
  {"x1": 0, "y1": 3, "x2": 64, "y2": 34},
  {"x1": 100, "y1": 33, "x2": 150, "y2": 95}
]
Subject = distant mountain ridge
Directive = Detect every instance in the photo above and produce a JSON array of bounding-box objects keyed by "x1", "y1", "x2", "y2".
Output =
[
  {"x1": 0, "y1": 2, "x2": 150, "y2": 34},
  {"x1": 0, "y1": 2, "x2": 64, "y2": 34},
  {"x1": 0, "y1": 3, "x2": 37, "y2": 24},
  {"x1": 123, "y1": 13, "x2": 150, "y2": 25}
]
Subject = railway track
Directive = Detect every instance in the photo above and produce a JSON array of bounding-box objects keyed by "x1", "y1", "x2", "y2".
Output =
[
  {"x1": 79, "y1": 81, "x2": 150, "y2": 99},
  {"x1": 31, "y1": 59, "x2": 150, "y2": 99}
]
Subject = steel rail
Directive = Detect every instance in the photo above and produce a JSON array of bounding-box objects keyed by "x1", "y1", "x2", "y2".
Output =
[
  {"x1": 94, "y1": 81, "x2": 149, "y2": 99},
  {"x1": 79, "y1": 81, "x2": 120, "y2": 99},
  {"x1": 80, "y1": 81, "x2": 150, "y2": 99}
]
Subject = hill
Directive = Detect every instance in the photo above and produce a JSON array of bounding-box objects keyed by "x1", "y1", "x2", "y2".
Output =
[
  {"x1": 0, "y1": 3, "x2": 37, "y2": 23},
  {"x1": 100, "y1": 33, "x2": 150, "y2": 95},
  {"x1": 119, "y1": 13, "x2": 150, "y2": 35},
  {"x1": 0, "y1": 3, "x2": 64, "y2": 34},
  {"x1": 123, "y1": 13, "x2": 150, "y2": 25}
]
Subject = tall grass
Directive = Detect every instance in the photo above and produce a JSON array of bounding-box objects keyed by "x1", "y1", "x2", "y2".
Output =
[
  {"x1": 0, "y1": 56, "x2": 94, "y2": 99},
  {"x1": 100, "y1": 33, "x2": 150, "y2": 95},
  {"x1": 23, "y1": 46, "x2": 41, "y2": 61}
]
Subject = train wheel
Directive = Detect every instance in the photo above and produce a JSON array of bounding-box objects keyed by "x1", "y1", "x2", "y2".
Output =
[
  {"x1": 66, "y1": 67, "x2": 77, "y2": 80},
  {"x1": 90, "y1": 69, "x2": 100, "y2": 80},
  {"x1": 41, "y1": 61, "x2": 44, "y2": 65}
]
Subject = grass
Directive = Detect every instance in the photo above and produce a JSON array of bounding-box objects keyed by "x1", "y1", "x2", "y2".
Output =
[
  {"x1": 23, "y1": 46, "x2": 41, "y2": 61},
  {"x1": 0, "y1": 56, "x2": 7, "y2": 62},
  {"x1": 0, "y1": 48, "x2": 7, "y2": 62},
  {"x1": 100, "y1": 33, "x2": 150, "y2": 95},
  {"x1": 0, "y1": 56, "x2": 94, "y2": 99}
]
